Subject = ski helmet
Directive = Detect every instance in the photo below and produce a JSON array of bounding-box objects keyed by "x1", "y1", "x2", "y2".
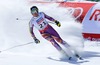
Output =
[{"x1": 30, "y1": 6, "x2": 38, "y2": 14}]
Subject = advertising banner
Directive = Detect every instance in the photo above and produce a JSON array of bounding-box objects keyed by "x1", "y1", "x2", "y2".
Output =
[{"x1": 82, "y1": 3, "x2": 100, "y2": 41}]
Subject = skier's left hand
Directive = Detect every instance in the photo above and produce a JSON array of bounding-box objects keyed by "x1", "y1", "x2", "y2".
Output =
[
  {"x1": 33, "y1": 37, "x2": 40, "y2": 44},
  {"x1": 55, "y1": 20, "x2": 61, "y2": 27}
]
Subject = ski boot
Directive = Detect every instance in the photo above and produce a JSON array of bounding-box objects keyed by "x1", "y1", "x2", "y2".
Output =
[{"x1": 75, "y1": 54, "x2": 83, "y2": 60}]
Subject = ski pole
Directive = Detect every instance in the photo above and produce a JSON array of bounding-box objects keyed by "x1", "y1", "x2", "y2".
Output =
[
  {"x1": 16, "y1": 18, "x2": 29, "y2": 20},
  {"x1": 0, "y1": 42, "x2": 33, "y2": 53},
  {"x1": 16, "y1": 18, "x2": 55, "y2": 24}
]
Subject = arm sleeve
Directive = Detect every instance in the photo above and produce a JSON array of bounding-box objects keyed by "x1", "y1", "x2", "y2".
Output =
[
  {"x1": 43, "y1": 12, "x2": 56, "y2": 22},
  {"x1": 29, "y1": 22, "x2": 35, "y2": 38}
]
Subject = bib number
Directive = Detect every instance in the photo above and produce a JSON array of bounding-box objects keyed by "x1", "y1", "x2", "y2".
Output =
[{"x1": 39, "y1": 22, "x2": 47, "y2": 28}]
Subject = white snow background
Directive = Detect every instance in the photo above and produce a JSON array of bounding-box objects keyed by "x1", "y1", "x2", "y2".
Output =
[{"x1": 0, "y1": 0, "x2": 100, "y2": 65}]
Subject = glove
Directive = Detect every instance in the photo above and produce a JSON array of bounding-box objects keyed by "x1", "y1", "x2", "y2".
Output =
[
  {"x1": 55, "y1": 20, "x2": 61, "y2": 27},
  {"x1": 33, "y1": 37, "x2": 40, "y2": 44}
]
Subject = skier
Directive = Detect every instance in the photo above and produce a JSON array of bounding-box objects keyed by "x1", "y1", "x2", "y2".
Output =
[{"x1": 29, "y1": 6, "x2": 82, "y2": 60}]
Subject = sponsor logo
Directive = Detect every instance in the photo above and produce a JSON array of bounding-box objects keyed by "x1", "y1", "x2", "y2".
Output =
[
  {"x1": 83, "y1": 33, "x2": 100, "y2": 41},
  {"x1": 37, "y1": 17, "x2": 44, "y2": 24},
  {"x1": 89, "y1": 9, "x2": 100, "y2": 21},
  {"x1": 85, "y1": 37, "x2": 100, "y2": 41},
  {"x1": 67, "y1": 7, "x2": 83, "y2": 19}
]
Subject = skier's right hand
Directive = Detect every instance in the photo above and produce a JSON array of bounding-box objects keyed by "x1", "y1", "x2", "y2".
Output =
[
  {"x1": 54, "y1": 20, "x2": 61, "y2": 27},
  {"x1": 33, "y1": 37, "x2": 40, "y2": 44}
]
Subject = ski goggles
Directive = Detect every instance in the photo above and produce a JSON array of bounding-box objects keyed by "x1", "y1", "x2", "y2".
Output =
[
  {"x1": 31, "y1": 8, "x2": 38, "y2": 14},
  {"x1": 31, "y1": 10, "x2": 37, "y2": 14}
]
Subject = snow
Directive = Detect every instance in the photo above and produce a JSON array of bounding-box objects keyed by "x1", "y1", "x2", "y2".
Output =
[{"x1": 0, "y1": 0, "x2": 100, "y2": 65}]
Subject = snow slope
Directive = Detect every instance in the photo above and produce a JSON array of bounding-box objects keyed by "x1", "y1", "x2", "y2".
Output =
[{"x1": 0, "y1": 0, "x2": 100, "y2": 65}]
